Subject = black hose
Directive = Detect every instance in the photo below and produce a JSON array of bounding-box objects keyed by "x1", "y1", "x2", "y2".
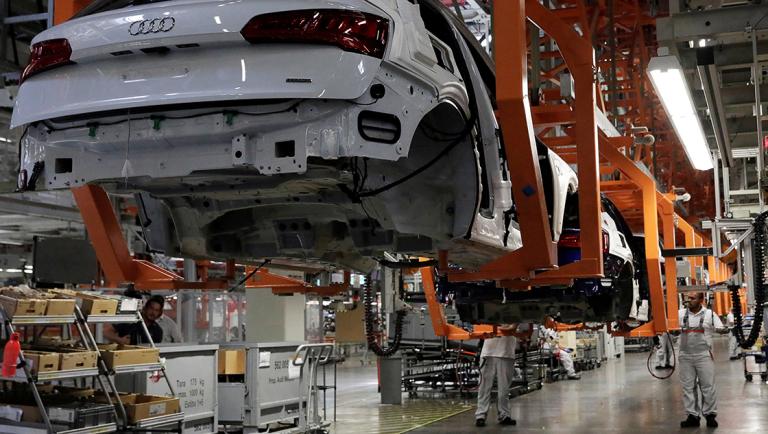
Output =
[
  {"x1": 731, "y1": 210, "x2": 768, "y2": 348},
  {"x1": 363, "y1": 274, "x2": 405, "y2": 357},
  {"x1": 226, "y1": 259, "x2": 271, "y2": 293},
  {"x1": 646, "y1": 333, "x2": 676, "y2": 380}
]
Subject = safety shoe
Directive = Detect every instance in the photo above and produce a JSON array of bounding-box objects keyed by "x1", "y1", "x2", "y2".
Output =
[
  {"x1": 705, "y1": 414, "x2": 718, "y2": 428},
  {"x1": 654, "y1": 365, "x2": 665, "y2": 370},
  {"x1": 567, "y1": 373, "x2": 581, "y2": 380},
  {"x1": 475, "y1": 418, "x2": 485, "y2": 427},
  {"x1": 680, "y1": 415, "x2": 700, "y2": 428},
  {"x1": 664, "y1": 364, "x2": 673, "y2": 369},
  {"x1": 730, "y1": 356, "x2": 740, "y2": 361},
  {"x1": 499, "y1": 417, "x2": 517, "y2": 426}
]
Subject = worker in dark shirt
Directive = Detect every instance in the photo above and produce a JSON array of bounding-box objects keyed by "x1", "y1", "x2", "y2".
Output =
[{"x1": 104, "y1": 295, "x2": 164, "y2": 345}]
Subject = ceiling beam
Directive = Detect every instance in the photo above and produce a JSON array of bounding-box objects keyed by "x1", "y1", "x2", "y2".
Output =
[
  {"x1": 698, "y1": 62, "x2": 734, "y2": 167},
  {"x1": 658, "y1": 4, "x2": 768, "y2": 45}
]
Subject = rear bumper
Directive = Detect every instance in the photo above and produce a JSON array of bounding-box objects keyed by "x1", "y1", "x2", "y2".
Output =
[
  {"x1": 19, "y1": 92, "x2": 423, "y2": 190},
  {"x1": 12, "y1": 45, "x2": 382, "y2": 128}
]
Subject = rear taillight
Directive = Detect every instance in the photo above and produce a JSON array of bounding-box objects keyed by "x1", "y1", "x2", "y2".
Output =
[
  {"x1": 240, "y1": 9, "x2": 389, "y2": 59},
  {"x1": 20, "y1": 38, "x2": 74, "y2": 84},
  {"x1": 558, "y1": 230, "x2": 610, "y2": 253},
  {"x1": 558, "y1": 232, "x2": 580, "y2": 249}
]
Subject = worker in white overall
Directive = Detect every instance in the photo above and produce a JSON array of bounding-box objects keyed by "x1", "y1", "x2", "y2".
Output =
[
  {"x1": 678, "y1": 292, "x2": 726, "y2": 428},
  {"x1": 540, "y1": 326, "x2": 581, "y2": 380},
  {"x1": 475, "y1": 326, "x2": 517, "y2": 428},
  {"x1": 726, "y1": 309, "x2": 740, "y2": 360}
]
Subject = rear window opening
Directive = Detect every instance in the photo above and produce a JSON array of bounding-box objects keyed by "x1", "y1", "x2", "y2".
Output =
[{"x1": 76, "y1": 0, "x2": 170, "y2": 17}]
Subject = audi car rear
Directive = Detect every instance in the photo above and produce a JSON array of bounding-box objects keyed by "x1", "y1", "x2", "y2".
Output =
[{"x1": 12, "y1": 0, "x2": 521, "y2": 271}]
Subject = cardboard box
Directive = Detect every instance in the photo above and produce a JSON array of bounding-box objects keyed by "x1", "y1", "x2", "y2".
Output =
[
  {"x1": 335, "y1": 307, "x2": 365, "y2": 343},
  {"x1": 100, "y1": 345, "x2": 159, "y2": 369},
  {"x1": 25, "y1": 351, "x2": 60, "y2": 374},
  {"x1": 59, "y1": 351, "x2": 98, "y2": 371},
  {"x1": 80, "y1": 298, "x2": 119, "y2": 316},
  {"x1": 44, "y1": 299, "x2": 76, "y2": 316},
  {"x1": 218, "y1": 349, "x2": 246, "y2": 375},
  {"x1": 48, "y1": 290, "x2": 121, "y2": 316},
  {"x1": 0, "y1": 295, "x2": 48, "y2": 317},
  {"x1": 124, "y1": 395, "x2": 180, "y2": 423},
  {"x1": 4, "y1": 404, "x2": 43, "y2": 423}
]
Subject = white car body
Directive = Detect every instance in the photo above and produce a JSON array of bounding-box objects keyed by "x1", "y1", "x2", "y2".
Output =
[
  {"x1": 602, "y1": 211, "x2": 632, "y2": 265},
  {"x1": 13, "y1": 0, "x2": 577, "y2": 271}
]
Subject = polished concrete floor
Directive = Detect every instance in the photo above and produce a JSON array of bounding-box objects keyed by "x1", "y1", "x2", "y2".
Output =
[{"x1": 330, "y1": 337, "x2": 768, "y2": 434}]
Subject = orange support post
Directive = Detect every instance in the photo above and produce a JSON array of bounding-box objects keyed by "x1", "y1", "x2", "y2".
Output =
[
  {"x1": 71, "y1": 185, "x2": 228, "y2": 290},
  {"x1": 53, "y1": 0, "x2": 92, "y2": 24},
  {"x1": 657, "y1": 195, "x2": 680, "y2": 330},
  {"x1": 707, "y1": 256, "x2": 717, "y2": 284}
]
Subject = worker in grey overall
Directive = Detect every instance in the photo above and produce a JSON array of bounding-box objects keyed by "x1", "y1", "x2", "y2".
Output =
[
  {"x1": 475, "y1": 326, "x2": 517, "y2": 428},
  {"x1": 726, "y1": 309, "x2": 740, "y2": 360},
  {"x1": 655, "y1": 332, "x2": 675, "y2": 369},
  {"x1": 678, "y1": 293, "x2": 726, "y2": 428}
]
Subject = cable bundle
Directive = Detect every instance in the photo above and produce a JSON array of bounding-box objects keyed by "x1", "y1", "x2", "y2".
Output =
[
  {"x1": 363, "y1": 275, "x2": 405, "y2": 357},
  {"x1": 731, "y1": 210, "x2": 768, "y2": 349}
]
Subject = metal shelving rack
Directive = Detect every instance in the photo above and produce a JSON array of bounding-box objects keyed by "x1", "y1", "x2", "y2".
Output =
[
  {"x1": 79, "y1": 310, "x2": 181, "y2": 433},
  {"x1": 0, "y1": 307, "x2": 121, "y2": 434},
  {"x1": 0, "y1": 306, "x2": 182, "y2": 433}
]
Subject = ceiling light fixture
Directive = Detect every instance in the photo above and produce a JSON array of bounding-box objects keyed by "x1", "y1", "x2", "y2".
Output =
[{"x1": 647, "y1": 55, "x2": 714, "y2": 170}]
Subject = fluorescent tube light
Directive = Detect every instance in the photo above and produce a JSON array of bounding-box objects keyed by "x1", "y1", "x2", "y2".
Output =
[{"x1": 648, "y1": 56, "x2": 714, "y2": 170}]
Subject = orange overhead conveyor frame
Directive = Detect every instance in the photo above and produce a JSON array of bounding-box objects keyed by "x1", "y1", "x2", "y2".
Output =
[
  {"x1": 666, "y1": 204, "x2": 733, "y2": 317},
  {"x1": 598, "y1": 137, "x2": 667, "y2": 336},
  {"x1": 245, "y1": 268, "x2": 351, "y2": 297},
  {"x1": 447, "y1": 0, "x2": 603, "y2": 285},
  {"x1": 598, "y1": 153, "x2": 727, "y2": 336},
  {"x1": 421, "y1": 267, "x2": 528, "y2": 341}
]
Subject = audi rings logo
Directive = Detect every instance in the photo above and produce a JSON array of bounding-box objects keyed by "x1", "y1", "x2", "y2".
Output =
[{"x1": 129, "y1": 17, "x2": 176, "y2": 36}]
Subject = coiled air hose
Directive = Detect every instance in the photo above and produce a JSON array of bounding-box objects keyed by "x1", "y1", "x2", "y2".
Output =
[
  {"x1": 730, "y1": 210, "x2": 768, "y2": 349},
  {"x1": 363, "y1": 275, "x2": 405, "y2": 357}
]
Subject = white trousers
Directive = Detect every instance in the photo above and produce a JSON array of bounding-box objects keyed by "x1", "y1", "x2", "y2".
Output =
[
  {"x1": 475, "y1": 356, "x2": 514, "y2": 420},
  {"x1": 679, "y1": 352, "x2": 717, "y2": 417},
  {"x1": 728, "y1": 331, "x2": 740, "y2": 358},
  {"x1": 558, "y1": 349, "x2": 576, "y2": 375},
  {"x1": 656, "y1": 334, "x2": 676, "y2": 366}
]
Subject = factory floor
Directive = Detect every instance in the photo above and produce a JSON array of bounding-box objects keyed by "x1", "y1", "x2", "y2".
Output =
[{"x1": 329, "y1": 337, "x2": 767, "y2": 434}]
